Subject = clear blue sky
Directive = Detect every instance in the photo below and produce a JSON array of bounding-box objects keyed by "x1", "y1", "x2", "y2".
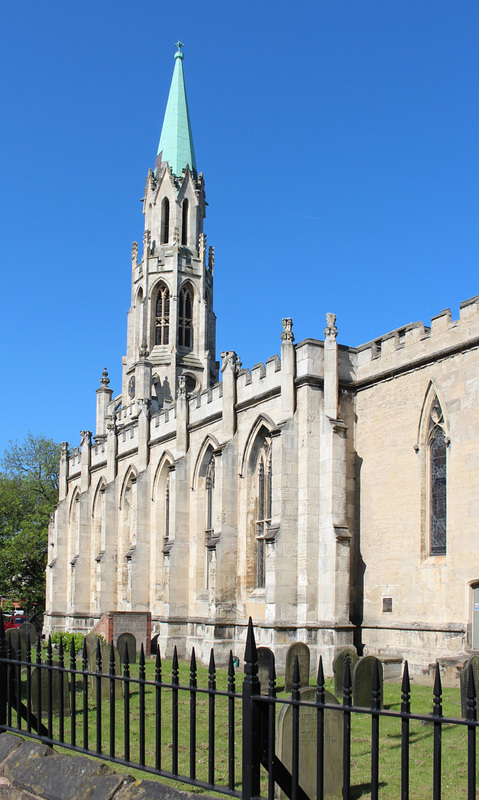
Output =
[{"x1": 1, "y1": 1, "x2": 478, "y2": 454}]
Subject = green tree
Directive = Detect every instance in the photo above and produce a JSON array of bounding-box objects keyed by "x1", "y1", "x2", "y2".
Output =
[{"x1": 0, "y1": 433, "x2": 61, "y2": 611}]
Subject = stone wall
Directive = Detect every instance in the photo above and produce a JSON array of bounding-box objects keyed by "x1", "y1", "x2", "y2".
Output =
[{"x1": 0, "y1": 734, "x2": 213, "y2": 800}]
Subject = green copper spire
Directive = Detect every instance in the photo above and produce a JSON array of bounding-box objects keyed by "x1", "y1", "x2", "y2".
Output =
[{"x1": 155, "y1": 42, "x2": 197, "y2": 178}]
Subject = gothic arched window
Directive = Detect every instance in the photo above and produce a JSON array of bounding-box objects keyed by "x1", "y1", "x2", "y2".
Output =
[
  {"x1": 428, "y1": 397, "x2": 447, "y2": 555},
  {"x1": 164, "y1": 474, "x2": 170, "y2": 544},
  {"x1": 181, "y1": 199, "x2": 188, "y2": 246},
  {"x1": 155, "y1": 284, "x2": 170, "y2": 345},
  {"x1": 161, "y1": 198, "x2": 170, "y2": 244},
  {"x1": 205, "y1": 456, "x2": 215, "y2": 589},
  {"x1": 255, "y1": 440, "x2": 272, "y2": 589},
  {"x1": 179, "y1": 285, "x2": 193, "y2": 348}
]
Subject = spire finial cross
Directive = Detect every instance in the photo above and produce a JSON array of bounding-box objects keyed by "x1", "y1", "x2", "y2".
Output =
[{"x1": 174, "y1": 41, "x2": 185, "y2": 52}]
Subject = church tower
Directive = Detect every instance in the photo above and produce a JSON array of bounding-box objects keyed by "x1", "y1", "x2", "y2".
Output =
[{"x1": 123, "y1": 43, "x2": 218, "y2": 409}]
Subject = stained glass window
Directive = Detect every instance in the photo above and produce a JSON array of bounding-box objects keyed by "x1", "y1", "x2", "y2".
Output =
[{"x1": 428, "y1": 396, "x2": 447, "y2": 555}]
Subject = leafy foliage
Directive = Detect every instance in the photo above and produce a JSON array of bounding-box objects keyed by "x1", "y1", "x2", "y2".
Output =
[
  {"x1": 0, "y1": 433, "x2": 61, "y2": 611},
  {"x1": 50, "y1": 632, "x2": 87, "y2": 652}
]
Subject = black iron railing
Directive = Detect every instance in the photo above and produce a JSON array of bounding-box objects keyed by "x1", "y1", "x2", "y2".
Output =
[{"x1": 0, "y1": 616, "x2": 477, "y2": 800}]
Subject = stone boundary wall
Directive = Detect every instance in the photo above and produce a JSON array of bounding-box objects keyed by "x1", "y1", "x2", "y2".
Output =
[{"x1": 0, "y1": 733, "x2": 214, "y2": 800}]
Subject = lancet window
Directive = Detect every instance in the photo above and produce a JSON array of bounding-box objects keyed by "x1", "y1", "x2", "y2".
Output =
[
  {"x1": 161, "y1": 198, "x2": 170, "y2": 244},
  {"x1": 428, "y1": 397, "x2": 447, "y2": 555},
  {"x1": 255, "y1": 439, "x2": 272, "y2": 589},
  {"x1": 205, "y1": 456, "x2": 215, "y2": 590},
  {"x1": 181, "y1": 199, "x2": 188, "y2": 245},
  {"x1": 164, "y1": 474, "x2": 170, "y2": 544},
  {"x1": 179, "y1": 286, "x2": 193, "y2": 348},
  {"x1": 155, "y1": 284, "x2": 170, "y2": 345}
]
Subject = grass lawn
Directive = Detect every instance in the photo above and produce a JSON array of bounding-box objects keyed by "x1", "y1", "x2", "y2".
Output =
[{"x1": 9, "y1": 654, "x2": 479, "y2": 799}]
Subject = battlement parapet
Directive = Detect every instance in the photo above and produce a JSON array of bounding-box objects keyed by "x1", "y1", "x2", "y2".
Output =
[
  {"x1": 91, "y1": 439, "x2": 106, "y2": 468},
  {"x1": 67, "y1": 446, "x2": 81, "y2": 476},
  {"x1": 236, "y1": 356, "x2": 281, "y2": 406},
  {"x1": 117, "y1": 423, "x2": 138, "y2": 456},
  {"x1": 189, "y1": 382, "x2": 223, "y2": 425},
  {"x1": 355, "y1": 296, "x2": 479, "y2": 381},
  {"x1": 150, "y1": 403, "x2": 177, "y2": 443}
]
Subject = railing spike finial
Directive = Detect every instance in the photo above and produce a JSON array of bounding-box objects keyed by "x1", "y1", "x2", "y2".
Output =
[
  {"x1": 110, "y1": 641, "x2": 115, "y2": 670},
  {"x1": 209, "y1": 648, "x2": 215, "y2": 674},
  {"x1": 317, "y1": 655, "x2": 324, "y2": 687},
  {"x1": 139, "y1": 643, "x2": 145, "y2": 667},
  {"x1": 244, "y1": 617, "x2": 257, "y2": 664},
  {"x1": 292, "y1": 653, "x2": 300, "y2": 687},
  {"x1": 70, "y1": 636, "x2": 76, "y2": 661},
  {"x1": 228, "y1": 650, "x2": 234, "y2": 678},
  {"x1": 172, "y1": 645, "x2": 178, "y2": 672},
  {"x1": 467, "y1": 661, "x2": 477, "y2": 721},
  {"x1": 433, "y1": 662, "x2": 442, "y2": 717},
  {"x1": 401, "y1": 660, "x2": 410, "y2": 695},
  {"x1": 190, "y1": 647, "x2": 197, "y2": 673}
]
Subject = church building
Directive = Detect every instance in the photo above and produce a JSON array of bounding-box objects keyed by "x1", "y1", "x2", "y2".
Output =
[{"x1": 45, "y1": 46, "x2": 479, "y2": 679}]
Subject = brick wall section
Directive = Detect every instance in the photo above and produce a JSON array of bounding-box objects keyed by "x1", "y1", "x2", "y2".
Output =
[
  {"x1": 0, "y1": 733, "x2": 215, "y2": 800},
  {"x1": 93, "y1": 612, "x2": 151, "y2": 656},
  {"x1": 92, "y1": 612, "x2": 114, "y2": 643}
]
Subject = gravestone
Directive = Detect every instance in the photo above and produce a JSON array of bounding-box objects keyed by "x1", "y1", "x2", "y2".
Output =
[
  {"x1": 257, "y1": 647, "x2": 274, "y2": 695},
  {"x1": 117, "y1": 632, "x2": 136, "y2": 664},
  {"x1": 333, "y1": 649, "x2": 359, "y2": 699},
  {"x1": 21, "y1": 623, "x2": 37, "y2": 647},
  {"x1": 353, "y1": 656, "x2": 384, "y2": 709},
  {"x1": 31, "y1": 661, "x2": 71, "y2": 715},
  {"x1": 284, "y1": 643, "x2": 310, "y2": 693},
  {"x1": 151, "y1": 634, "x2": 159, "y2": 656},
  {"x1": 460, "y1": 656, "x2": 479, "y2": 717},
  {"x1": 84, "y1": 632, "x2": 102, "y2": 660},
  {"x1": 6, "y1": 628, "x2": 28, "y2": 663},
  {"x1": 276, "y1": 686, "x2": 342, "y2": 800},
  {"x1": 88, "y1": 643, "x2": 122, "y2": 701}
]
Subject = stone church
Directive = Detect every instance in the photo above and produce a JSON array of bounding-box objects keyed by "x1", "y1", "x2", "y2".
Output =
[{"x1": 45, "y1": 45, "x2": 479, "y2": 679}]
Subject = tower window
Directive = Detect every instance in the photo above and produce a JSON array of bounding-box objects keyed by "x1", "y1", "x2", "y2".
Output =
[
  {"x1": 155, "y1": 284, "x2": 170, "y2": 345},
  {"x1": 161, "y1": 198, "x2": 170, "y2": 244},
  {"x1": 179, "y1": 286, "x2": 193, "y2": 348},
  {"x1": 181, "y1": 199, "x2": 188, "y2": 246}
]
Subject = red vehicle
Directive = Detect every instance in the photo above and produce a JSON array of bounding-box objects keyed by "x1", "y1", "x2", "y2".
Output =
[{"x1": 3, "y1": 614, "x2": 26, "y2": 631}]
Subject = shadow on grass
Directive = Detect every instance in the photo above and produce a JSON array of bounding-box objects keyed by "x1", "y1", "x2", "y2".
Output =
[{"x1": 350, "y1": 781, "x2": 387, "y2": 798}]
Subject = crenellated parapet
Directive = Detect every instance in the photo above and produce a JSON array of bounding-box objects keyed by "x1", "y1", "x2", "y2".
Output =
[{"x1": 355, "y1": 295, "x2": 479, "y2": 385}]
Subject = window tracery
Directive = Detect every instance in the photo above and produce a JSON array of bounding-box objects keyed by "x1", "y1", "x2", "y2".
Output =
[
  {"x1": 255, "y1": 439, "x2": 272, "y2": 589},
  {"x1": 155, "y1": 284, "x2": 170, "y2": 345},
  {"x1": 179, "y1": 286, "x2": 193, "y2": 348}
]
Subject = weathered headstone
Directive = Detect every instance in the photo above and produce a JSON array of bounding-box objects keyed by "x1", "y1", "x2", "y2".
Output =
[
  {"x1": 460, "y1": 656, "x2": 479, "y2": 717},
  {"x1": 31, "y1": 661, "x2": 71, "y2": 715},
  {"x1": 353, "y1": 656, "x2": 383, "y2": 709},
  {"x1": 6, "y1": 628, "x2": 28, "y2": 663},
  {"x1": 284, "y1": 643, "x2": 310, "y2": 693},
  {"x1": 21, "y1": 623, "x2": 37, "y2": 647},
  {"x1": 333, "y1": 648, "x2": 359, "y2": 699},
  {"x1": 84, "y1": 632, "x2": 102, "y2": 660},
  {"x1": 88, "y1": 643, "x2": 122, "y2": 701},
  {"x1": 276, "y1": 686, "x2": 343, "y2": 800},
  {"x1": 117, "y1": 632, "x2": 136, "y2": 664},
  {"x1": 257, "y1": 647, "x2": 274, "y2": 695}
]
